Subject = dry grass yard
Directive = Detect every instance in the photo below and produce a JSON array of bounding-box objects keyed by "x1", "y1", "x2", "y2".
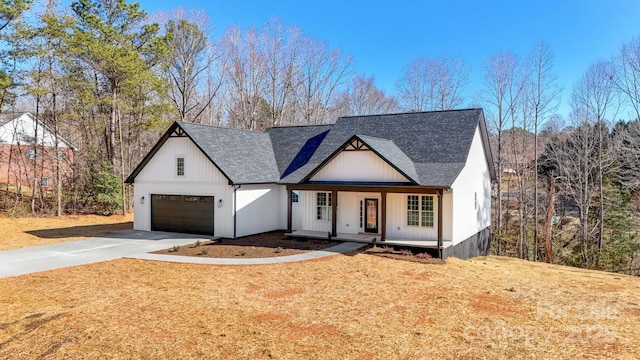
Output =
[
  {"x1": 0, "y1": 214, "x2": 133, "y2": 251},
  {"x1": 1, "y1": 251, "x2": 639, "y2": 359}
]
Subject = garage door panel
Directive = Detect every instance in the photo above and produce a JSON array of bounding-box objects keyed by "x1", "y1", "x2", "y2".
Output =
[{"x1": 151, "y1": 195, "x2": 214, "y2": 235}]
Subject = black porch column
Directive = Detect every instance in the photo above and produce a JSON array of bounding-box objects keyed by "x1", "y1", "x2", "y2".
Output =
[
  {"x1": 286, "y1": 187, "x2": 292, "y2": 233},
  {"x1": 331, "y1": 190, "x2": 337, "y2": 237},
  {"x1": 381, "y1": 191, "x2": 387, "y2": 241},
  {"x1": 437, "y1": 190, "x2": 443, "y2": 258}
]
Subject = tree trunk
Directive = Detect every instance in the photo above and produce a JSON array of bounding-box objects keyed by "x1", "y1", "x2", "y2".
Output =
[
  {"x1": 534, "y1": 116, "x2": 539, "y2": 262},
  {"x1": 109, "y1": 85, "x2": 118, "y2": 166},
  {"x1": 31, "y1": 98, "x2": 40, "y2": 215},
  {"x1": 545, "y1": 175, "x2": 556, "y2": 263}
]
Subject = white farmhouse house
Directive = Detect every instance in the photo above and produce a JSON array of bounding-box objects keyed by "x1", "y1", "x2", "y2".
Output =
[{"x1": 126, "y1": 108, "x2": 496, "y2": 259}]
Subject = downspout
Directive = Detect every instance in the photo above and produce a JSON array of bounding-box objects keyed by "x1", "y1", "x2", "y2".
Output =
[
  {"x1": 233, "y1": 184, "x2": 241, "y2": 238},
  {"x1": 437, "y1": 189, "x2": 443, "y2": 259}
]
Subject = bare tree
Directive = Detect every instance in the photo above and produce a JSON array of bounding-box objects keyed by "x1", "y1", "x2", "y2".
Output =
[
  {"x1": 396, "y1": 56, "x2": 470, "y2": 111},
  {"x1": 572, "y1": 61, "x2": 618, "y2": 253},
  {"x1": 332, "y1": 74, "x2": 398, "y2": 117},
  {"x1": 164, "y1": 11, "x2": 223, "y2": 122},
  {"x1": 261, "y1": 17, "x2": 301, "y2": 127},
  {"x1": 613, "y1": 36, "x2": 640, "y2": 121},
  {"x1": 221, "y1": 25, "x2": 268, "y2": 130},
  {"x1": 294, "y1": 36, "x2": 352, "y2": 124},
  {"x1": 482, "y1": 51, "x2": 524, "y2": 242},
  {"x1": 526, "y1": 40, "x2": 561, "y2": 260}
]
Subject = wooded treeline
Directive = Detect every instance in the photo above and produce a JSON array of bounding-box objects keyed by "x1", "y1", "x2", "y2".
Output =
[{"x1": 1, "y1": 0, "x2": 639, "y2": 274}]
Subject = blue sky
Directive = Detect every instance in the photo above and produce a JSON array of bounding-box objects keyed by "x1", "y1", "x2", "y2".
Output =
[{"x1": 137, "y1": 0, "x2": 640, "y2": 120}]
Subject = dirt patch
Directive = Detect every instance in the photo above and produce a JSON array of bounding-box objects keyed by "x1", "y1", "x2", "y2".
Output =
[
  {"x1": 153, "y1": 231, "x2": 340, "y2": 258},
  {"x1": 0, "y1": 214, "x2": 132, "y2": 251},
  {"x1": 468, "y1": 293, "x2": 519, "y2": 316}
]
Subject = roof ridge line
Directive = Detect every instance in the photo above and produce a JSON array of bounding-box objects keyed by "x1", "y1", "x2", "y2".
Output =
[{"x1": 337, "y1": 108, "x2": 481, "y2": 119}]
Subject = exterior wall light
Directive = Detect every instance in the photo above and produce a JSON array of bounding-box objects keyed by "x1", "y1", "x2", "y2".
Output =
[
  {"x1": 217, "y1": 198, "x2": 223, "y2": 208},
  {"x1": 140, "y1": 196, "x2": 145, "y2": 205}
]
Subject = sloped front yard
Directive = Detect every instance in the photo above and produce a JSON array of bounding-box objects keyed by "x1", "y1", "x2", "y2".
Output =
[
  {"x1": 0, "y1": 214, "x2": 133, "y2": 251},
  {"x1": 1, "y1": 254, "x2": 639, "y2": 359}
]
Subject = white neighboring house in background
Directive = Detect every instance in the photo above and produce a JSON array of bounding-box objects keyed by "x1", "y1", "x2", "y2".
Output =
[{"x1": 0, "y1": 113, "x2": 77, "y2": 189}]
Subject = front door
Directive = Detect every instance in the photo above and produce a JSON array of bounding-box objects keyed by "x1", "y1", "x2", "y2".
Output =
[{"x1": 364, "y1": 198, "x2": 378, "y2": 233}]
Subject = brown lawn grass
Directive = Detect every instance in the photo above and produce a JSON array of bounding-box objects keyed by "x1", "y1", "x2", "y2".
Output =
[
  {"x1": 1, "y1": 253, "x2": 639, "y2": 359},
  {"x1": 0, "y1": 214, "x2": 133, "y2": 251}
]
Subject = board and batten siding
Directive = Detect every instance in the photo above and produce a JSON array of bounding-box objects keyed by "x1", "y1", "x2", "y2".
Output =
[
  {"x1": 310, "y1": 150, "x2": 410, "y2": 182},
  {"x1": 295, "y1": 190, "x2": 454, "y2": 242},
  {"x1": 386, "y1": 193, "x2": 438, "y2": 240},
  {"x1": 450, "y1": 125, "x2": 492, "y2": 244},
  {"x1": 132, "y1": 137, "x2": 234, "y2": 237},
  {"x1": 336, "y1": 192, "x2": 380, "y2": 234},
  {"x1": 235, "y1": 184, "x2": 287, "y2": 237},
  {"x1": 296, "y1": 191, "x2": 332, "y2": 233}
]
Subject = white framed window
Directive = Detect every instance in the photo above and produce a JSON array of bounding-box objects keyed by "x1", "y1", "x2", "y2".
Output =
[
  {"x1": 41, "y1": 176, "x2": 49, "y2": 187},
  {"x1": 291, "y1": 191, "x2": 299, "y2": 203},
  {"x1": 316, "y1": 192, "x2": 332, "y2": 221},
  {"x1": 407, "y1": 195, "x2": 434, "y2": 227},
  {"x1": 176, "y1": 156, "x2": 185, "y2": 176}
]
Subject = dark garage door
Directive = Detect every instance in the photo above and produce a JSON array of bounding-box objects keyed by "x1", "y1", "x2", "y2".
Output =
[{"x1": 151, "y1": 195, "x2": 214, "y2": 235}]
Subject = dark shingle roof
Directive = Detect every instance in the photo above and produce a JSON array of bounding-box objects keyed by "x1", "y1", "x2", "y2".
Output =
[
  {"x1": 266, "y1": 124, "x2": 332, "y2": 177},
  {"x1": 127, "y1": 108, "x2": 495, "y2": 187},
  {"x1": 279, "y1": 108, "x2": 489, "y2": 187},
  {"x1": 178, "y1": 122, "x2": 279, "y2": 184},
  {"x1": 356, "y1": 135, "x2": 419, "y2": 184}
]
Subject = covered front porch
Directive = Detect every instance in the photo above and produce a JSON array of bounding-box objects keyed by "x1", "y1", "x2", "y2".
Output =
[{"x1": 286, "y1": 183, "x2": 451, "y2": 256}]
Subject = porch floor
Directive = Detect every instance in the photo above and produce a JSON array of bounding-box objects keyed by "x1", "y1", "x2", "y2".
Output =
[{"x1": 287, "y1": 230, "x2": 452, "y2": 249}]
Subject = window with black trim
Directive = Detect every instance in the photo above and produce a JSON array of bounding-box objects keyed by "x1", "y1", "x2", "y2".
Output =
[
  {"x1": 316, "y1": 192, "x2": 332, "y2": 221},
  {"x1": 407, "y1": 195, "x2": 434, "y2": 227},
  {"x1": 292, "y1": 191, "x2": 299, "y2": 203},
  {"x1": 41, "y1": 176, "x2": 49, "y2": 187},
  {"x1": 176, "y1": 157, "x2": 185, "y2": 176}
]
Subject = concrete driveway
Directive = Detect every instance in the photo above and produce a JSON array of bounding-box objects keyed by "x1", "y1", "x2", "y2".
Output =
[{"x1": 0, "y1": 230, "x2": 211, "y2": 278}]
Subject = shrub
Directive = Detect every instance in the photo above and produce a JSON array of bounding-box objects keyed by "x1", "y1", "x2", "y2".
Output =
[
  {"x1": 170, "y1": 245, "x2": 180, "y2": 253},
  {"x1": 274, "y1": 247, "x2": 283, "y2": 254},
  {"x1": 415, "y1": 252, "x2": 432, "y2": 259},
  {"x1": 239, "y1": 250, "x2": 246, "y2": 256},
  {"x1": 92, "y1": 162, "x2": 122, "y2": 215},
  {"x1": 195, "y1": 240, "x2": 201, "y2": 247},
  {"x1": 372, "y1": 237, "x2": 377, "y2": 247},
  {"x1": 381, "y1": 246, "x2": 395, "y2": 253},
  {"x1": 400, "y1": 249, "x2": 413, "y2": 256},
  {"x1": 200, "y1": 248, "x2": 209, "y2": 255}
]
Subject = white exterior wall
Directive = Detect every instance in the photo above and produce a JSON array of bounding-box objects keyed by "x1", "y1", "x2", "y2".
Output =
[
  {"x1": 235, "y1": 184, "x2": 287, "y2": 237},
  {"x1": 297, "y1": 191, "x2": 332, "y2": 233},
  {"x1": 386, "y1": 193, "x2": 439, "y2": 240},
  {"x1": 0, "y1": 114, "x2": 71, "y2": 148},
  {"x1": 311, "y1": 150, "x2": 410, "y2": 182},
  {"x1": 442, "y1": 192, "x2": 453, "y2": 242},
  {"x1": 336, "y1": 192, "x2": 380, "y2": 234},
  {"x1": 450, "y1": 126, "x2": 492, "y2": 244},
  {"x1": 132, "y1": 137, "x2": 234, "y2": 237},
  {"x1": 295, "y1": 190, "x2": 454, "y2": 242}
]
